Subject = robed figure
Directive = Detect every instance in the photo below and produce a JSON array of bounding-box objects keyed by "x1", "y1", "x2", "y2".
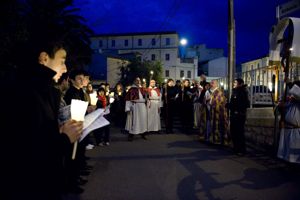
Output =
[
  {"x1": 147, "y1": 80, "x2": 162, "y2": 132},
  {"x1": 277, "y1": 81, "x2": 300, "y2": 164},
  {"x1": 125, "y1": 77, "x2": 147, "y2": 138}
]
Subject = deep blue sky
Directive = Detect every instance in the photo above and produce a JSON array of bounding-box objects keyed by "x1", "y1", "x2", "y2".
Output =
[{"x1": 75, "y1": 0, "x2": 291, "y2": 64}]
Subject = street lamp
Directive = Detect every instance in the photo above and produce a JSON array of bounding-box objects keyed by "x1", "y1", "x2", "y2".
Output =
[
  {"x1": 180, "y1": 38, "x2": 188, "y2": 46},
  {"x1": 179, "y1": 38, "x2": 188, "y2": 59}
]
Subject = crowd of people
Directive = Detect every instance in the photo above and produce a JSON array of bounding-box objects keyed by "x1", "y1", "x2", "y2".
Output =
[
  {"x1": 100, "y1": 75, "x2": 249, "y2": 155},
  {"x1": 1, "y1": 36, "x2": 299, "y2": 199}
]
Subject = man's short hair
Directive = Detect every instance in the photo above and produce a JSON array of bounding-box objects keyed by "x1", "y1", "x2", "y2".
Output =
[
  {"x1": 235, "y1": 78, "x2": 244, "y2": 85},
  {"x1": 69, "y1": 69, "x2": 85, "y2": 80},
  {"x1": 57, "y1": 72, "x2": 69, "y2": 85},
  {"x1": 167, "y1": 78, "x2": 174, "y2": 83}
]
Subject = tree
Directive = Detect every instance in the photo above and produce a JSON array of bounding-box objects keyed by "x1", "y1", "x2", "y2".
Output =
[
  {"x1": 0, "y1": 0, "x2": 93, "y2": 70},
  {"x1": 25, "y1": 0, "x2": 93, "y2": 68},
  {"x1": 120, "y1": 58, "x2": 163, "y2": 87},
  {"x1": 0, "y1": 0, "x2": 29, "y2": 69}
]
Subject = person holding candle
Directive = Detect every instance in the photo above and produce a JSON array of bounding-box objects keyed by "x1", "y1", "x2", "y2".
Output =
[
  {"x1": 64, "y1": 69, "x2": 93, "y2": 193},
  {"x1": 1, "y1": 40, "x2": 83, "y2": 200}
]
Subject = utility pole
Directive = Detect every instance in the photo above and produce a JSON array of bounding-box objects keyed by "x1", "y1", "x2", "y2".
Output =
[{"x1": 228, "y1": 0, "x2": 236, "y2": 98}]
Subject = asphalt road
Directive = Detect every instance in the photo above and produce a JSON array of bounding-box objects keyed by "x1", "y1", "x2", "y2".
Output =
[{"x1": 66, "y1": 126, "x2": 300, "y2": 200}]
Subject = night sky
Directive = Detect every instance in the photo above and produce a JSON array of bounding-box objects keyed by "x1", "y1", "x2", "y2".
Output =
[{"x1": 75, "y1": 0, "x2": 291, "y2": 64}]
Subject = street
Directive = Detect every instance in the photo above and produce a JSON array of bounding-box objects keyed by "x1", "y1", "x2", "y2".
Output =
[{"x1": 66, "y1": 126, "x2": 300, "y2": 200}]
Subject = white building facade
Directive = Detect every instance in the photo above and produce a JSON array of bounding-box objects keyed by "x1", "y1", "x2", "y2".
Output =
[
  {"x1": 208, "y1": 56, "x2": 228, "y2": 77},
  {"x1": 90, "y1": 31, "x2": 197, "y2": 81}
]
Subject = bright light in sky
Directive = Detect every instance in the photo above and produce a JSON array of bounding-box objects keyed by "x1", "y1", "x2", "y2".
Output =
[{"x1": 180, "y1": 38, "x2": 187, "y2": 46}]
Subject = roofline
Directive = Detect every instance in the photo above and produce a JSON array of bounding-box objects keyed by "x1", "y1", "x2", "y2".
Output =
[
  {"x1": 241, "y1": 54, "x2": 269, "y2": 64},
  {"x1": 91, "y1": 31, "x2": 178, "y2": 38}
]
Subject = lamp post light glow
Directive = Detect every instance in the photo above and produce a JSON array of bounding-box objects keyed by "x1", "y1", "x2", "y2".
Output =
[
  {"x1": 142, "y1": 78, "x2": 146, "y2": 83},
  {"x1": 180, "y1": 38, "x2": 188, "y2": 46},
  {"x1": 150, "y1": 70, "x2": 154, "y2": 75},
  {"x1": 182, "y1": 76, "x2": 185, "y2": 80}
]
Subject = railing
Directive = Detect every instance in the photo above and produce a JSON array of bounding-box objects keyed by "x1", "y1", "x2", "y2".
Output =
[{"x1": 217, "y1": 63, "x2": 300, "y2": 107}]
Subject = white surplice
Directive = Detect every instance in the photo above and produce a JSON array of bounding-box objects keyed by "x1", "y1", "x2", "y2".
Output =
[
  {"x1": 147, "y1": 88, "x2": 162, "y2": 132},
  {"x1": 277, "y1": 101, "x2": 300, "y2": 163},
  {"x1": 125, "y1": 85, "x2": 147, "y2": 135}
]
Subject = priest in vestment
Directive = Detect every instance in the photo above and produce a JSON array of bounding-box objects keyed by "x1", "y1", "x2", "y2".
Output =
[{"x1": 125, "y1": 77, "x2": 148, "y2": 140}]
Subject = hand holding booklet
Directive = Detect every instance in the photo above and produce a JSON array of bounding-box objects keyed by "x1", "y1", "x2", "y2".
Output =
[
  {"x1": 58, "y1": 99, "x2": 111, "y2": 159},
  {"x1": 58, "y1": 103, "x2": 111, "y2": 142},
  {"x1": 79, "y1": 108, "x2": 110, "y2": 142}
]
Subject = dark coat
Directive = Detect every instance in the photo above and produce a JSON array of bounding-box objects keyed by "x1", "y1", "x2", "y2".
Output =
[
  {"x1": 64, "y1": 84, "x2": 85, "y2": 105},
  {"x1": 1, "y1": 64, "x2": 71, "y2": 200},
  {"x1": 228, "y1": 85, "x2": 250, "y2": 115}
]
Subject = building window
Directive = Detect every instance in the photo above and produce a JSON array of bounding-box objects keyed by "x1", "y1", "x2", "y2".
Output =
[
  {"x1": 165, "y1": 70, "x2": 169, "y2": 77},
  {"x1": 165, "y1": 53, "x2": 170, "y2": 61},
  {"x1": 99, "y1": 40, "x2": 103, "y2": 47},
  {"x1": 187, "y1": 71, "x2": 191, "y2": 78},
  {"x1": 112, "y1": 40, "x2": 115, "y2": 47},
  {"x1": 151, "y1": 38, "x2": 156, "y2": 46},
  {"x1": 257, "y1": 63, "x2": 260, "y2": 68},
  {"x1": 124, "y1": 39, "x2": 128, "y2": 47},
  {"x1": 138, "y1": 39, "x2": 142, "y2": 46},
  {"x1": 151, "y1": 54, "x2": 156, "y2": 61},
  {"x1": 180, "y1": 70, "x2": 184, "y2": 78},
  {"x1": 166, "y1": 38, "x2": 170, "y2": 46}
]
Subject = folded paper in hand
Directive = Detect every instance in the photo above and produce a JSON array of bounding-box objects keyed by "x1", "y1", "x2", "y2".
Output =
[{"x1": 58, "y1": 107, "x2": 110, "y2": 142}]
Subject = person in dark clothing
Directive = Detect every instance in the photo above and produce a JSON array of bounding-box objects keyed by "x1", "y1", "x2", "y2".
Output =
[
  {"x1": 63, "y1": 69, "x2": 92, "y2": 193},
  {"x1": 162, "y1": 79, "x2": 177, "y2": 134},
  {"x1": 179, "y1": 79, "x2": 194, "y2": 133},
  {"x1": 227, "y1": 78, "x2": 250, "y2": 155},
  {"x1": 0, "y1": 41, "x2": 83, "y2": 200},
  {"x1": 111, "y1": 83, "x2": 126, "y2": 132}
]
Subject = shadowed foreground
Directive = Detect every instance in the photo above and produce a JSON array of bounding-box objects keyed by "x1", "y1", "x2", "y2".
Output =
[{"x1": 66, "y1": 128, "x2": 300, "y2": 200}]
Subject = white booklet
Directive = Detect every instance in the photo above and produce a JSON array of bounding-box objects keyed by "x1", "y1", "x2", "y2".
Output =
[
  {"x1": 58, "y1": 106, "x2": 110, "y2": 142},
  {"x1": 80, "y1": 116, "x2": 110, "y2": 142}
]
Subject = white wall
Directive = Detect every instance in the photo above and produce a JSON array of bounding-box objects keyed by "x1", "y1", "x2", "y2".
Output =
[
  {"x1": 91, "y1": 32, "x2": 179, "y2": 76},
  {"x1": 208, "y1": 57, "x2": 228, "y2": 77}
]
